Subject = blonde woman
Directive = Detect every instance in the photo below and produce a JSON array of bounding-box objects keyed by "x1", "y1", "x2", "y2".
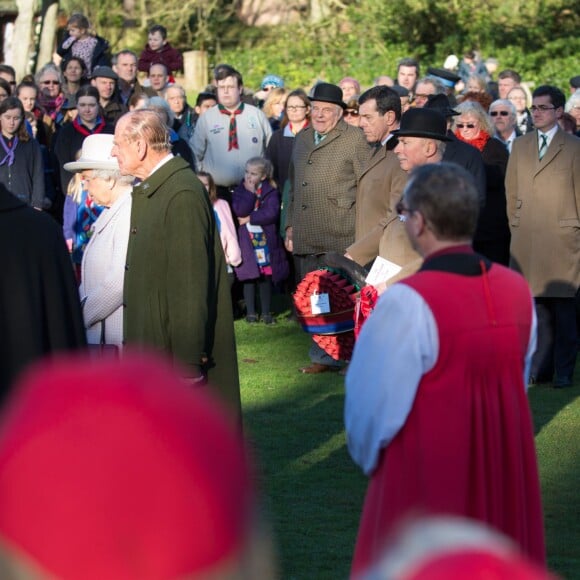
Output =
[{"x1": 263, "y1": 87, "x2": 288, "y2": 131}]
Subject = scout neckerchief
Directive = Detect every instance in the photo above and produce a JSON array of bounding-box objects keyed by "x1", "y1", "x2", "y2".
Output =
[
  {"x1": 72, "y1": 115, "x2": 106, "y2": 137},
  {"x1": 218, "y1": 102, "x2": 244, "y2": 150},
  {"x1": 0, "y1": 135, "x2": 18, "y2": 167},
  {"x1": 288, "y1": 119, "x2": 309, "y2": 136},
  {"x1": 249, "y1": 182, "x2": 269, "y2": 266}
]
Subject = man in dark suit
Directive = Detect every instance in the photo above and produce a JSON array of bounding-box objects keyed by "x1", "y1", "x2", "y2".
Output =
[
  {"x1": 286, "y1": 82, "x2": 372, "y2": 373},
  {"x1": 506, "y1": 85, "x2": 580, "y2": 388}
]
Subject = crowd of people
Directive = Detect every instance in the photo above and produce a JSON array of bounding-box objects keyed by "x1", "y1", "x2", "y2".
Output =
[{"x1": 0, "y1": 14, "x2": 578, "y2": 577}]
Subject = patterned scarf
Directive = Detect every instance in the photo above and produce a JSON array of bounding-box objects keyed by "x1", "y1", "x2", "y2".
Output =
[
  {"x1": 73, "y1": 115, "x2": 106, "y2": 137},
  {"x1": 218, "y1": 103, "x2": 244, "y2": 151},
  {"x1": 0, "y1": 135, "x2": 18, "y2": 167},
  {"x1": 38, "y1": 93, "x2": 66, "y2": 121},
  {"x1": 72, "y1": 188, "x2": 103, "y2": 265},
  {"x1": 454, "y1": 129, "x2": 490, "y2": 152},
  {"x1": 288, "y1": 119, "x2": 309, "y2": 136}
]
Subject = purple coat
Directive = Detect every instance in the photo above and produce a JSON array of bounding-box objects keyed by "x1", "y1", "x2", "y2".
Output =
[{"x1": 232, "y1": 181, "x2": 289, "y2": 283}]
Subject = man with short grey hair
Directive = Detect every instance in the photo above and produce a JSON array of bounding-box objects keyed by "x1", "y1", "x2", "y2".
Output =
[
  {"x1": 286, "y1": 82, "x2": 371, "y2": 373},
  {"x1": 413, "y1": 76, "x2": 445, "y2": 108},
  {"x1": 489, "y1": 99, "x2": 518, "y2": 153},
  {"x1": 112, "y1": 110, "x2": 241, "y2": 418},
  {"x1": 112, "y1": 50, "x2": 154, "y2": 106}
]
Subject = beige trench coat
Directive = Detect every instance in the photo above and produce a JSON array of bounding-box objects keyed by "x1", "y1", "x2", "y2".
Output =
[{"x1": 506, "y1": 128, "x2": 580, "y2": 298}]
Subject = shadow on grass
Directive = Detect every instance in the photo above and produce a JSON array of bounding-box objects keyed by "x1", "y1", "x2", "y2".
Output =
[
  {"x1": 236, "y1": 319, "x2": 580, "y2": 579},
  {"x1": 238, "y1": 319, "x2": 365, "y2": 579}
]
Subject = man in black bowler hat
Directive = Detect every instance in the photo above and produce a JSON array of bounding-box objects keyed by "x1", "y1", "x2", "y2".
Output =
[{"x1": 286, "y1": 82, "x2": 372, "y2": 373}]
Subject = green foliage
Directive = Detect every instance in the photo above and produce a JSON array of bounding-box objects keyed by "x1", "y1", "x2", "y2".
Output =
[{"x1": 215, "y1": 0, "x2": 578, "y2": 92}]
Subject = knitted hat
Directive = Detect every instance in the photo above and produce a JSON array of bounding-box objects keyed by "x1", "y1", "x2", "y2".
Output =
[
  {"x1": 0, "y1": 353, "x2": 254, "y2": 579},
  {"x1": 260, "y1": 74, "x2": 284, "y2": 90}
]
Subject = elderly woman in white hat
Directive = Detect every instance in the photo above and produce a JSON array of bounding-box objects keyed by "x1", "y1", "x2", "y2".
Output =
[{"x1": 64, "y1": 133, "x2": 133, "y2": 348}]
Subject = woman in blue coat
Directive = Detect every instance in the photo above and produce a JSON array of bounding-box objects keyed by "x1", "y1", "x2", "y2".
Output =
[{"x1": 232, "y1": 157, "x2": 288, "y2": 324}]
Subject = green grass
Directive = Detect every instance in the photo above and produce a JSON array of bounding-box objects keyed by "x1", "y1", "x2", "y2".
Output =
[{"x1": 237, "y1": 314, "x2": 580, "y2": 579}]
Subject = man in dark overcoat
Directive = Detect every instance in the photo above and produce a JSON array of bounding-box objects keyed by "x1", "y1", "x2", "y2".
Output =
[
  {"x1": 0, "y1": 183, "x2": 86, "y2": 403},
  {"x1": 112, "y1": 110, "x2": 241, "y2": 420}
]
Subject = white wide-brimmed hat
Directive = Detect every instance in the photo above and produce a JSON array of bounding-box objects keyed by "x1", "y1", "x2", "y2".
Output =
[{"x1": 63, "y1": 134, "x2": 119, "y2": 173}]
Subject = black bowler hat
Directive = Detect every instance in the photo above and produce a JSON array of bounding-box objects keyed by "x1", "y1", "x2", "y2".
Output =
[
  {"x1": 425, "y1": 93, "x2": 459, "y2": 117},
  {"x1": 392, "y1": 108, "x2": 451, "y2": 141},
  {"x1": 310, "y1": 82, "x2": 346, "y2": 108},
  {"x1": 427, "y1": 67, "x2": 461, "y2": 88}
]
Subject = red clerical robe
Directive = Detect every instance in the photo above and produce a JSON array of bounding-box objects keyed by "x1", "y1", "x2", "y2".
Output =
[{"x1": 350, "y1": 252, "x2": 545, "y2": 576}]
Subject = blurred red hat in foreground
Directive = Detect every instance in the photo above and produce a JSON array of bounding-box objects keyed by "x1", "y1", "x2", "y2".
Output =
[{"x1": 0, "y1": 352, "x2": 258, "y2": 579}]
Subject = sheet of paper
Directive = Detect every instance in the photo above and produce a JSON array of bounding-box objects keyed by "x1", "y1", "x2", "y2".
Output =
[
  {"x1": 365, "y1": 256, "x2": 402, "y2": 286},
  {"x1": 310, "y1": 292, "x2": 330, "y2": 315}
]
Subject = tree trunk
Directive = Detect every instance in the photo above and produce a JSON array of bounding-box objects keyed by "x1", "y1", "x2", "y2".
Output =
[
  {"x1": 36, "y1": 0, "x2": 59, "y2": 71},
  {"x1": 13, "y1": 0, "x2": 36, "y2": 78}
]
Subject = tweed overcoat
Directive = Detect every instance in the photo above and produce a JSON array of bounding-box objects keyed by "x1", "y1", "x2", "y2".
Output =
[
  {"x1": 506, "y1": 128, "x2": 580, "y2": 298},
  {"x1": 287, "y1": 120, "x2": 372, "y2": 255},
  {"x1": 80, "y1": 191, "x2": 132, "y2": 347},
  {"x1": 123, "y1": 157, "x2": 241, "y2": 417}
]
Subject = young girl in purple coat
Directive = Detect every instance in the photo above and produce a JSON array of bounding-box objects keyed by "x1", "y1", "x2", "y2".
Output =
[{"x1": 232, "y1": 157, "x2": 288, "y2": 324}]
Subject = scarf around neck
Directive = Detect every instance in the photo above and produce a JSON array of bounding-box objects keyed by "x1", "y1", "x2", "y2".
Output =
[
  {"x1": 73, "y1": 116, "x2": 106, "y2": 137},
  {"x1": 218, "y1": 102, "x2": 244, "y2": 151},
  {"x1": 454, "y1": 129, "x2": 490, "y2": 152},
  {"x1": 0, "y1": 134, "x2": 18, "y2": 166},
  {"x1": 38, "y1": 92, "x2": 66, "y2": 121}
]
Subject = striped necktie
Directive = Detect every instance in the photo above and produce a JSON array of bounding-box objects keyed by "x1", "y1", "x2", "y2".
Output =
[
  {"x1": 538, "y1": 133, "x2": 548, "y2": 160},
  {"x1": 314, "y1": 131, "x2": 326, "y2": 146}
]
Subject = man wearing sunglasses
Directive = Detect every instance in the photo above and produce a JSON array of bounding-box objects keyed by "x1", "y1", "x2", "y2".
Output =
[
  {"x1": 489, "y1": 99, "x2": 519, "y2": 153},
  {"x1": 506, "y1": 85, "x2": 580, "y2": 389}
]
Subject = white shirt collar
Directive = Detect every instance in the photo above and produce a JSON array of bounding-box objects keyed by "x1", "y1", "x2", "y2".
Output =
[{"x1": 148, "y1": 153, "x2": 174, "y2": 178}]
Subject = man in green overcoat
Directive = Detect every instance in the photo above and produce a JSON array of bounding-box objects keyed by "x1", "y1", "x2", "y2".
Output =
[{"x1": 112, "y1": 110, "x2": 241, "y2": 420}]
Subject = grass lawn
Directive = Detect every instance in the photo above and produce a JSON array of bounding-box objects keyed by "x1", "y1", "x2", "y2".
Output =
[{"x1": 237, "y1": 314, "x2": 580, "y2": 579}]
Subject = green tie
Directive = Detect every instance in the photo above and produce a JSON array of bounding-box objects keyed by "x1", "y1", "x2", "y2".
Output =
[
  {"x1": 314, "y1": 131, "x2": 326, "y2": 146},
  {"x1": 538, "y1": 134, "x2": 548, "y2": 160}
]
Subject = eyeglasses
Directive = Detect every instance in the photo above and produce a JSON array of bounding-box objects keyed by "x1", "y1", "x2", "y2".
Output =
[
  {"x1": 217, "y1": 84, "x2": 238, "y2": 92},
  {"x1": 395, "y1": 199, "x2": 414, "y2": 218},
  {"x1": 286, "y1": 105, "x2": 307, "y2": 111},
  {"x1": 490, "y1": 110, "x2": 510, "y2": 117},
  {"x1": 42, "y1": 80, "x2": 60, "y2": 86},
  {"x1": 530, "y1": 105, "x2": 555, "y2": 112},
  {"x1": 455, "y1": 123, "x2": 477, "y2": 129},
  {"x1": 344, "y1": 109, "x2": 359, "y2": 117}
]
